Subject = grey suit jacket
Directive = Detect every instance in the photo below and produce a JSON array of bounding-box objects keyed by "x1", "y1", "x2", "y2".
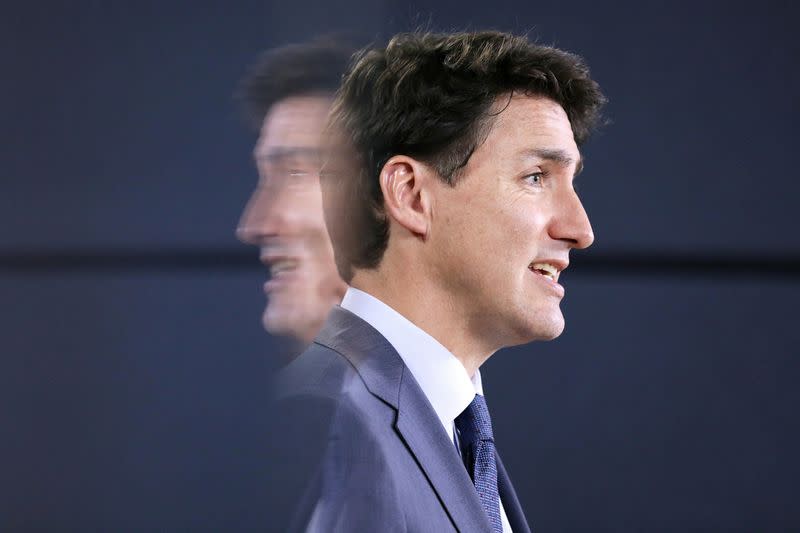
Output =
[{"x1": 272, "y1": 306, "x2": 531, "y2": 533}]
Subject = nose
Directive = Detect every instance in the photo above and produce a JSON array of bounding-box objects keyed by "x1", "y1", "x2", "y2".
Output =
[
  {"x1": 549, "y1": 187, "x2": 595, "y2": 250},
  {"x1": 236, "y1": 184, "x2": 290, "y2": 246}
]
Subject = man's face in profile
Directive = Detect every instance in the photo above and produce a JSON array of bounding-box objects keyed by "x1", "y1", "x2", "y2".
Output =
[
  {"x1": 237, "y1": 95, "x2": 346, "y2": 344},
  {"x1": 425, "y1": 94, "x2": 594, "y2": 345}
]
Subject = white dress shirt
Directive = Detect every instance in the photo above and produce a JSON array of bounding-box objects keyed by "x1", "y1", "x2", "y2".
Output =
[{"x1": 341, "y1": 287, "x2": 513, "y2": 533}]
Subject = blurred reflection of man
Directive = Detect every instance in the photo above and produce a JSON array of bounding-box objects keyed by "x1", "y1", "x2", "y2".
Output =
[{"x1": 236, "y1": 40, "x2": 352, "y2": 346}]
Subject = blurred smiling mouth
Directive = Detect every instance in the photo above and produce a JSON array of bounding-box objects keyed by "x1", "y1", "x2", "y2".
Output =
[
  {"x1": 269, "y1": 258, "x2": 299, "y2": 278},
  {"x1": 261, "y1": 255, "x2": 301, "y2": 293}
]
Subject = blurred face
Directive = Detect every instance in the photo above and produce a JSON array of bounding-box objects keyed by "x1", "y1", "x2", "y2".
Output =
[
  {"x1": 427, "y1": 94, "x2": 594, "y2": 347},
  {"x1": 237, "y1": 96, "x2": 346, "y2": 344}
]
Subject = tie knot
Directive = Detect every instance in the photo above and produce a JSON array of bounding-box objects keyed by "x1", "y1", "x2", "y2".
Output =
[{"x1": 455, "y1": 393, "x2": 494, "y2": 442}]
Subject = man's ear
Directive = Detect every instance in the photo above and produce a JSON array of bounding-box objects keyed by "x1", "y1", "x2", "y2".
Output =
[{"x1": 379, "y1": 155, "x2": 432, "y2": 239}]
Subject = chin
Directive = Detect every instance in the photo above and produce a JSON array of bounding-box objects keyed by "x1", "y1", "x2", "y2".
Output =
[
  {"x1": 262, "y1": 304, "x2": 296, "y2": 337},
  {"x1": 263, "y1": 303, "x2": 324, "y2": 346},
  {"x1": 512, "y1": 308, "x2": 565, "y2": 344},
  {"x1": 541, "y1": 312, "x2": 566, "y2": 339},
  {"x1": 533, "y1": 320, "x2": 565, "y2": 341}
]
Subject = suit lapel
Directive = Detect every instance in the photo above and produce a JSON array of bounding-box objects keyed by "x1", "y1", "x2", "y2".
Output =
[
  {"x1": 496, "y1": 452, "x2": 531, "y2": 533},
  {"x1": 316, "y1": 306, "x2": 492, "y2": 532},
  {"x1": 395, "y1": 371, "x2": 493, "y2": 532}
]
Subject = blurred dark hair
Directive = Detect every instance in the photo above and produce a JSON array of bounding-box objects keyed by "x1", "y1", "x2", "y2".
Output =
[
  {"x1": 238, "y1": 37, "x2": 356, "y2": 129},
  {"x1": 325, "y1": 31, "x2": 608, "y2": 282}
]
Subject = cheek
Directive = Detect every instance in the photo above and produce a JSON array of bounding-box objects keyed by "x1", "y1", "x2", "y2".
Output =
[
  {"x1": 484, "y1": 203, "x2": 535, "y2": 253},
  {"x1": 506, "y1": 196, "x2": 549, "y2": 242},
  {"x1": 289, "y1": 187, "x2": 328, "y2": 233},
  {"x1": 480, "y1": 203, "x2": 550, "y2": 289},
  {"x1": 434, "y1": 202, "x2": 510, "y2": 289}
]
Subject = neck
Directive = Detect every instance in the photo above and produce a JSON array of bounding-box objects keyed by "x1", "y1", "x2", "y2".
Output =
[{"x1": 350, "y1": 269, "x2": 497, "y2": 378}]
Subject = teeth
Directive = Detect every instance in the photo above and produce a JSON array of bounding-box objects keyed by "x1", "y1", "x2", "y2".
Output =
[
  {"x1": 530, "y1": 262, "x2": 558, "y2": 280},
  {"x1": 270, "y1": 259, "x2": 297, "y2": 276}
]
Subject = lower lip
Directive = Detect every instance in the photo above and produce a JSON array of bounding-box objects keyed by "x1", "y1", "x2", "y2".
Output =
[{"x1": 529, "y1": 268, "x2": 565, "y2": 297}]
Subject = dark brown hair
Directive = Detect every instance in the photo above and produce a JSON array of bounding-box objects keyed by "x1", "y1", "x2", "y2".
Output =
[
  {"x1": 325, "y1": 31, "x2": 607, "y2": 282},
  {"x1": 238, "y1": 37, "x2": 356, "y2": 130}
]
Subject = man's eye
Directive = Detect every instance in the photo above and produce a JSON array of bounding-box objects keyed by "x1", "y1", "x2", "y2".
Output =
[{"x1": 525, "y1": 172, "x2": 544, "y2": 185}]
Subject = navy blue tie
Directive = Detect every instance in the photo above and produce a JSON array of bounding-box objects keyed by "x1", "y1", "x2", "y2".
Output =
[{"x1": 455, "y1": 394, "x2": 503, "y2": 533}]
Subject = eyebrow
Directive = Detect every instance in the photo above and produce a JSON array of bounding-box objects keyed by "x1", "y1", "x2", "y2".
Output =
[
  {"x1": 518, "y1": 148, "x2": 584, "y2": 176},
  {"x1": 254, "y1": 147, "x2": 321, "y2": 163}
]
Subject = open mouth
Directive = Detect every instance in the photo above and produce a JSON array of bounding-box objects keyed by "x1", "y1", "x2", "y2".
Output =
[
  {"x1": 269, "y1": 258, "x2": 299, "y2": 278},
  {"x1": 262, "y1": 257, "x2": 301, "y2": 294},
  {"x1": 528, "y1": 262, "x2": 559, "y2": 282}
]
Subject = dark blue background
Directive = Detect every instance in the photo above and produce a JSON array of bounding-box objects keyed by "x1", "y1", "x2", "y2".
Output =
[{"x1": 2, "y1": 1, "x2": 798, "y2": 531}]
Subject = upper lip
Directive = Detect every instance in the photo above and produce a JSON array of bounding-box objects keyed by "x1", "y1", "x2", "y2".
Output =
[{"x1": 259, "y1": 253, "x2": 293, "y2": 266}]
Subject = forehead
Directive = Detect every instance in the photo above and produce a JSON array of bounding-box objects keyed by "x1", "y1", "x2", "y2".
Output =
[
  {"x1": 479, "y1": 94, "x2": 579, "y2": 162},
  {"x1": 257, "y1": 95, "x2": 332, "y2": 153}
]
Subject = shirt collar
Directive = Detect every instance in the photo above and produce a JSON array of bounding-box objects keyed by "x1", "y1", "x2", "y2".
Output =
[{"x1": 340, "y1": 287, "x2": 480, "y2": 440}]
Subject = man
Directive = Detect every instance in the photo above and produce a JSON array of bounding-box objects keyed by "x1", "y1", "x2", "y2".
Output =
[
  {"x1": 236, "y1": 39, "x2": 352, "y2": 346},
  {"x1": 278, "y1": 31, "x2": 606, "y2": 532}
]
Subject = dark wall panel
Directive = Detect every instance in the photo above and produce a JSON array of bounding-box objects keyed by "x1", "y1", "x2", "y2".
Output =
[
  {"x1": 0, "y1": 272, "x2": 282, "y2": 531},
  {"x1": 487, "y1": 277, "x2": 800, "y2": 531},
  {"x1": 0, "y1": 1, "x2": 387, "y2": 250}
]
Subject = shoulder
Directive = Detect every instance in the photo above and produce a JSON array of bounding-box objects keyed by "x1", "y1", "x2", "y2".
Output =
[
  {"x1": 266, "y1": 343, "x2": 407, "y2": 531},
  {"x1": 274, "y1": 341, "x2": 355, "y2": 397},
  {"x1": 271, "y1": 340, "x2": 393, "y2": 435}
]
